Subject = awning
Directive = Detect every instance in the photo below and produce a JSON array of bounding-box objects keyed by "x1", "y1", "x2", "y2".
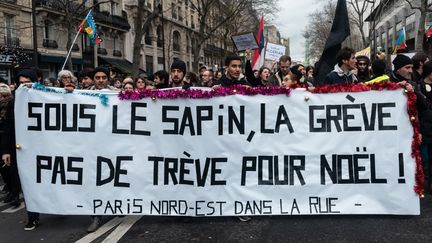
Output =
[
  {"x1": 98, "y1": 56, "x2": 145, "y2": 75},
  {"x1": 39, "y1": 54, "x2": 82, "y2": 65}
]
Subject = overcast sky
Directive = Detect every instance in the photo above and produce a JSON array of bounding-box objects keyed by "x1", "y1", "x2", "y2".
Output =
[{"x1": 274, "y1": 0, "x2": 326, "y2": 62}]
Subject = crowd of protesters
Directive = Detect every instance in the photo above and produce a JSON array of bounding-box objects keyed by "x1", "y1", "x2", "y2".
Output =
[{"x1": 1, "y1": 46, "x2": 432, "y2": 232}]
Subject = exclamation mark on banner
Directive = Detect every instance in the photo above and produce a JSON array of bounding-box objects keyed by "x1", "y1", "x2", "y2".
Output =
[{"x1": 398, "y1": 153, "x2": 406, "y2": 184}]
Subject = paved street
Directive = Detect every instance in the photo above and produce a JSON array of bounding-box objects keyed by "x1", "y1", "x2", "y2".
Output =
[{"x1": 1, "y1": 189, "x2": 431, "y2": 243}]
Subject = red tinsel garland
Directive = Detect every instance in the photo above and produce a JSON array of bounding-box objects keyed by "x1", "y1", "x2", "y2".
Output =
[{"x1": 118, "y1": 82, "x2": 424, "y2": 195}]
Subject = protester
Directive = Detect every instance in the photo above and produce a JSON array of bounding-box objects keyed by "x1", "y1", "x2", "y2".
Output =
[
  {"x1": 0, "y1": 83, "x2": 18, "y2": 208},
  {"x1": 44, "y1": 77, "x2": 59, "y2": 87},
  {"x1": 213, "y1": 54, "x2": 250, "y2": 87},
  {"x1": 244, "y1": 49, "x2": 271, "y2": 86},
  {"x1": 412, "y1": 52, "x2": 429, "y2": 83},
  {"x1": 78, "y1": 68, "x2": 94, "y2": 90},
  {"x1": 418, "y1": 62, "x2": 432, "y2": 192},
  {"x1": 110, "y1": 67, "x2": 121, "y2": 80},
  {"x1": 123, "y1": 82, "x2": 134, "y2": 92},
  {"x1": 198, "y1": 65, "x2": 207, "y2": 79},
  {"x1": 365, "y1": 60, "x2": 389, "y2": 85},
  {"x1": 135, "y1": 76, "x2": 147, "y2": 92},
  {"x1": 153, "y1": 70, "x2": 170, "y2": 89},
  {"x1": 170, "y1": 59, "x2": 187, "y2": 88},
  {"x1": 281, "y1": 73, "x2": 294, "y2": 88},
  {"x1": 356, "y1": 55, "x2": 371, "y2": 82},
  {"x1": 323, "y1": 47, "x2": 358, "y2": 85},
  {"x1": 268, "y1": 55, "x2": 292, "y2": 86},
  {"x1": 57, "y1": 70, "x2": 76, "y2": 88},
  {"x1": 87, "y1": 67, "x2": 117, "y2": 232},
  {"x1": 200, "y1": 69, "x2": 213, "y2": 87},
  {"x1": 290, "y1": 67, "x2": 304, "y2": 86},
  {"x1": 305, "y1": 65, "x2": 315, "y2": 85},
  {"x1": 113, "y1": 77, "x2": 123, "y2": 89},
  {"x1": 389, "y1": 54, "x2": 413, "y2": 83},
  {"x1": 184, "y1": 71, "x2": 198, "y2": 88},
  {"x1": 253, "y1": 69, "x2": 259, "y2": 78},
  {"x1": 91, "y1": 67, "x2": 116, "y2": 91},
  {"x1": 123, "y1": 77, "x2": 134, "y2": 86},
  {"x1": 10, "y1": 69, "x2": 40, "y2": 230}
]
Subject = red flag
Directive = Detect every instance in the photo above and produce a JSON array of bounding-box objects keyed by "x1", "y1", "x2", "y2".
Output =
[{"x1": 252, "y1": 16, "x2": 265, "y2": 69}]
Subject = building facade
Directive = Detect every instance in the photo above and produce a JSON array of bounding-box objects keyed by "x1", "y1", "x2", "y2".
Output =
[
  {"x1": 366, "y1": 0, "x2": 430, "y2": 55},
  {"x1": 0, "y1": 0, "x2": 33, "y2": 83}
]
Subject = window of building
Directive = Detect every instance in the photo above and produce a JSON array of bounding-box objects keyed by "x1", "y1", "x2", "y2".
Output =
[
  {"x1": 112, "y1": 1, "x2": 120, "y2": 16},
  {"x1": 406, "y1": 13, "x2": 415, "y2": 25},
  {"x1": 178, "y1": 6, "x2": 183, "y2": 21},
  {"x1": 145, "y1": 27, "x2": 152, "y2": 45},
  {"x1": 172, "y1": 3, "x2": 177, "y2": 19},
  {"x1": 4, "y1": 14, "x2": 16, "y2": 39},
  {"x1": 191, "y1": 11, "x2": 195, "y2": 29},
  {"x1": 173, "y1": 31, "x2": 181, "y2": 52},
  {"x1": 44, "y1": 20, "x2": 54, "y2": 39},
  {"x1": 396, "y1": 21, "x2": 402, "y2": 32},
  {"x1": 157, "y1": 25, "x2": 163, "y2": 47}
]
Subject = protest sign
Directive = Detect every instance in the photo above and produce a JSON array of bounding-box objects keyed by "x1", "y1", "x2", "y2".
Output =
[
  {"x1": 265, "y1": 42, "x2": 286, "y2": 61},
  {"x1": 231, "y1": 32, "x2": 259, "y2": 51},
  {"x1": 15, "y1": 86, "x2": 420, "y2": 216}
]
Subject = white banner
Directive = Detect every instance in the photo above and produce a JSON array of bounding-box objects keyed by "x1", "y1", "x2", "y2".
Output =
[
  {"x1": 265, "y1": 42, "x2": 286, "y2": 61},
  {"x1": 15, "y1": 86, "x2": 420, "y2": 216}
]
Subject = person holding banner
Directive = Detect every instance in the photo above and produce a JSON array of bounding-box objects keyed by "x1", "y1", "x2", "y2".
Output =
[
  {"x1": 90, "y1": 67, "x2": 117, "y2": 91},
  {"x1": 0, "y1": 83, "x2": 18, "y2": 207},
  {"x1": 170, "y1": 59, "x2": 187, "y2": 88},
  {"x1": 213, "y1": 54, "x2": 250, "y2": 87},
  {"x1": 78, "y1": 68, "x2": 94, "y2": 90}
]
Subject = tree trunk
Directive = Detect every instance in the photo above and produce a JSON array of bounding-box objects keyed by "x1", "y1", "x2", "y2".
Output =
[
  {"x1": 131, "y1": 1, "x2": 145, "y2": 77},
  {"x1": 416, "y1": 1, "x2": 427, "y2": 52}
]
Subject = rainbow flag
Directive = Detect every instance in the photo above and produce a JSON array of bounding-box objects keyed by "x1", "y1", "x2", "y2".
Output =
[
  {"x1": 79, "y1": 11, "x2": 102, "y2": 46},
  {"x1": 393, "y1": 27, "x2": 407, "y2": 54}
]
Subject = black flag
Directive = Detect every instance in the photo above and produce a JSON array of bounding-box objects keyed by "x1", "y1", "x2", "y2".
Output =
[{"x1": 314, "y1": 0, "x2": 350, "y2": 85}]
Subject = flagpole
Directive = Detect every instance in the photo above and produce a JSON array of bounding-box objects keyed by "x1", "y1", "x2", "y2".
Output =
[{"x1": 61, "y1": 10, "x2": 93, "y2": 71}]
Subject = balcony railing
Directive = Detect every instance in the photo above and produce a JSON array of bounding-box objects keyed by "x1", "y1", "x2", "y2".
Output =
[
  {"x1": 93, "y1": 11, "x2": 130, "y2": 31},
  {"x1": 97, "y1": 48, "x2": 107, "y2": 55},
  {"x1": 113, "y1": 50, "x2": 122, "y2": 57},
  {"x1": 4, "y1": 36, "x2": 20, "y2": 46},
  {"x1": 72, "y1": 43, "x2": 79, "y2": 52},
  {"x1": 43, "y1": 39, "x2": 58, "y2": 48}
]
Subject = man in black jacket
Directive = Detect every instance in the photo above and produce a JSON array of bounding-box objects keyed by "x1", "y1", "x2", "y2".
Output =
[
  {"x1": 389, "y1": 54, "x2": 413, "y2": 83},
  {"x1": 213, "y1": 54, "x2": 250, "y2": 87},
  {"x1": 323, "y1": 47, "x2": 358, "y2": 85}
]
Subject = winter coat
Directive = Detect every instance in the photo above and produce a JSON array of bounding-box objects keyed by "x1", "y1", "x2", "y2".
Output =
[
  {"x1": 417, "y1": 79, "x2": 432, "y2": 143},
  {"x1": 323, "y1": 64, "x2": 358, "y2": 85}
]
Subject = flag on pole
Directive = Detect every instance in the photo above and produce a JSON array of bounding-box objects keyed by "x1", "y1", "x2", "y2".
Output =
[
  {"x1": 79, "y1": 11, "x2": 102, "y2": 46},
  {"x1": 314, "y1": 0, "x2": 350, "y2": 85},
  {"x1": 393, "y1": 27, "x2": 407, "y2": 54},
  {"x1": 426, "y1": 22, "x2": 432, "y2": 39},
  {"x1": 252, "y1": 16, "x2": 265, "y2": 70}
]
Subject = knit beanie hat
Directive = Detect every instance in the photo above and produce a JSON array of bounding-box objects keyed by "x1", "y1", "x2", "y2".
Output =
[
  {"x1": 422, "y1": 62, "x2": 432, "y2": 79},
  {"x1": 15, "y1": 69, "x2": 38, "y2": 86},
  {"x1": 392, "y1": 55, "x2": 413, "y2": 71},
  {"x1": 372, "y1": 60, "x2": 386, "y2": 76},
  {"x1": 0, "y1": 83, "x2": 11, "y2": 96},
  {"x1": 171, "y1": 59, "x2": 186, "y2": 74},
  {"x1": 93, "y1": 67, "x2": 110, "y2": 79}
]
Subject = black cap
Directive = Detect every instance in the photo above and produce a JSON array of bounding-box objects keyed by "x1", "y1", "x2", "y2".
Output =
[
  {"x1": 422, "y1": 62, "x2": 432, "y2": 79},
  {"x1": 372, "y1": 60, "x2": 386, "y2": 76},
  {"x1": 392, "y1": 55, "x2": 413, "y2": 71},
  {"x1": 93, "y1": 67, "x2": 110, "y2": 79},
  {"x1": 171, "y1": 59, "x2": 186, "y2": 74},
  {"x1": 15, "y1": 69, "x2": 38, "y2": 86}
]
